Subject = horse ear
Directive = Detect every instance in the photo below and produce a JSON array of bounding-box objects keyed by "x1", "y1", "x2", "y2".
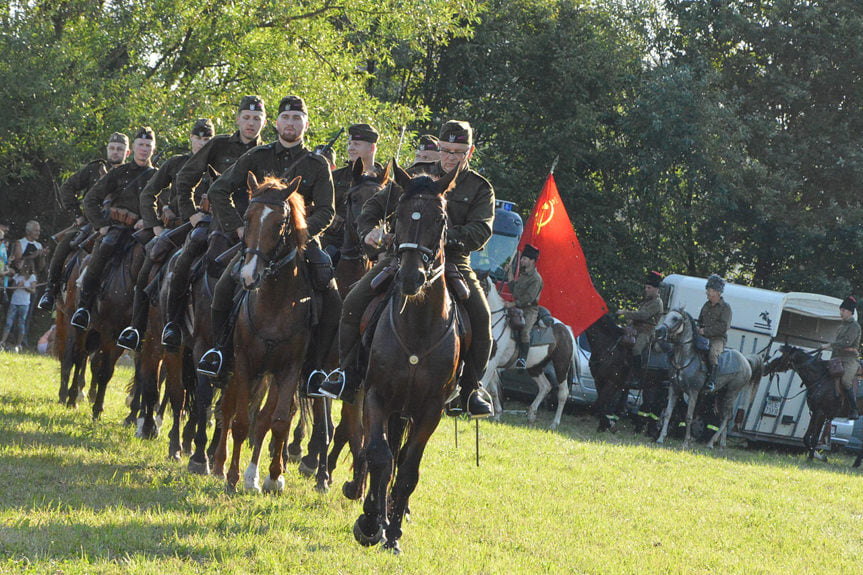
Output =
[
  {"x1": 436, "y1": 163, "x2": 461, "y2": 196},
  {"x1": 282, "y1": 176, "x2": 302, "y2": 200},
  {"x1": 393, "y1": 157, "x2": 411, "y2": 189},
  {"x1": 247, "y1": 171, "x2": 259, "y2": 192},
  {"x1": 379, "y1": 160, "x2": 391, "y2": 185},
  {"x1": 351, "y1": 157, "x2": 364, "y2": 184}
]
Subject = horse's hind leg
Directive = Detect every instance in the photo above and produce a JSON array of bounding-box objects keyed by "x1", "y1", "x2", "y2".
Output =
[
  {"x1": 681, "y1": 389, "x2": 700, "y2": 449},
  {"x1": 287, "y1": 408, "x2": 304, "y2": 463},
  {"x1": 656, "y1": 385, "x2": 678, "y2": 444},
  {"x1": 301, "y1": 397, "x2": 333, "y2": 492},
  {"x1": 213, "y1": 377, "x2": 238, "y2": 481},
  {"x1": 188, "y1": 374, "x2": 214, "y2": 474},
  {"x1": 162, "y1": 351, "x2": 187, "y2": 461},
  {"x1": 528, "y1": 373, "x2": 552, "y2": 425},
  {"x1": 180, "y1": 351, "x2": 197, "y2": 454}
]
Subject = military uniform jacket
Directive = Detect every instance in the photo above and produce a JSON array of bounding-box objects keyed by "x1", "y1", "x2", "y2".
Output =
[
  {"x1": 83, "y1": 161, "x2": 155, "y2": 229},
  {"x1": 698, "y1": 297, "x2": 732, "y2": 342},
  {"x1": 208, "y1": 140, "x2": 334, "y2": 239},
  {"x1": 624, "y1": 296, "x2": 664, "y2": 333},
  {"x1": 323, "y1": 161, "x2": 383, "y2": 248},
  {"x1": 357, "y1": 165, "x2": 494, "y2": 267},
  {"x1": 139, "y1": 153, "x2": 190, "y2": 229},
  {"x1": 510, "y1": 267, "x2": 543, "y2": 309},
  {"x1": 832, "y1": 316, "x2": 861, "y2": 358},
  {"x1": 173, "y1": 131, "x2": 263, "y2": 221},
  {"x1": 59, "y1": 159, "x2": 112, "y2": 219}
]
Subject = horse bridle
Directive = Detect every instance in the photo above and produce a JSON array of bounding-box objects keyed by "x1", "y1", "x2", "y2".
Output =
[
  {"x1": 394, "y1": 193, "x2": 447, "y2": 286},
  {"x1": 242, "y1": 196, "x2": 299, "y2": 284}
]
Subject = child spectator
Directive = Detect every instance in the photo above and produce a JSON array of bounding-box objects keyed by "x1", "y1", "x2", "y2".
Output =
[{"x1": 0, "y1": 259, "x2": 37, "y2": 352}]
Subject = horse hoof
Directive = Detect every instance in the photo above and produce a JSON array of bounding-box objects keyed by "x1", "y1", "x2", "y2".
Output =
[
  {"x1": 244, "y1": 464, "x2": 261, "y2": 492},
  {"x1": 135, "y1": 418, "x2": 145, "y2": 438},
  {"x1": 262, "y1": 475, "x2": 285, "y2": 494},
  {"x1": 655, "y1": 437, "x2": 665, "y2": 444},
  {"x1": 812, "y1": 451, "x2": 828, "y2": 462},
  {"x1": 212, "y1": 468, "x2": 225, "y2": 480},
  {"x1": 342, "y1": 481, "x2": 362, "y2": 501},
  {"x1": 287, "y1": 445, "x2": 302, "y2": 463},
  {"x1": 549, "y1": 422, "x2": 559, "y2": 431},
  {"x1": 298, "y1": 460, "x2": 316, "y2": 478},
  {"x1": 169, "y1": 450, "x2": 182, "y2": 462},
  {"x1": 125, "y1": 392, "x2": 134, "y2": 407},
  {"x1": 382, "y1": 539, "x2": 401, "y2": 555},
  {"x1": 188, "y1": 458, "x2": 210, "y2": 475},
  {"x1": 225, "y1": 481, "x2": 237, "y2": 495},
  {"x1": 353, "y1": 516, "x2": 383, "y2": 547},
  {"x1": 315, "y1": 480, "x2": 329, "y2": 494}
]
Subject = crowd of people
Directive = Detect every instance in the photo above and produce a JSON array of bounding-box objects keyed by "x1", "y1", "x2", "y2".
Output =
[{"x1": 0, "y1": 221, "x2": 46, "y2": 352}]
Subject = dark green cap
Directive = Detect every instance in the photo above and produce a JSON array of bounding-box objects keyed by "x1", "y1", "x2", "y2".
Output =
[
  {"x1": 191, "y1": 118, "x2": 215, "y2": 138},
  {"x1": 278, "y1": 95, "x2": 308, "y2": 116},
  {"x1": 348, "y1": 123, "x2": 379, "y2": 143},
  {"x1": 238, "y1": 95, "x2": 265, "y2": 114},
  {"x1": 417, "y1": 134, "x2": 439, "y2": 151},
  {"x1": 108, "y1": 132, "x2": 129, "y2": 146},
  {"x1": 133, "y1": 126, "x2": 155, "y2": 141},
  {"x1": 439, "y1": 120, "x2": 472, "y2": 145}
]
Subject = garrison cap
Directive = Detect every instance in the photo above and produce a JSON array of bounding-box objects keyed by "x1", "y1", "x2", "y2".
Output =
[
  {"x1": 439, "y1": 120, "x2": 473, "y2": 145},
  {"x1": 108, "y1": 132, "x2": 129, "y2": 146},
  {"x1": 646, "y1": 271, "x2": 663, "y2": 287},
  {"x1": 417, "y1": 134, "x2": 439, "y2": 151},
  {"x1": 278, "y1": 95, "x2": 308, "y2": 116},
  {"x1": 705, "y1": 274, "x2": 725, "y2": 293},
  {"x1": 348, "y1": 123, "x2": 379, "y2": 143},
  {"x1": 238, "y1": 95, "x2": 265, "y2": 114},
  {"x1": 841, "y1": 296, "x2": 857, "y2": 312},
  {"x1": 191, "y1": 118, "x2": 215, "y2": 138},
  {"x1": 522, "y1": 244, "x2": 540, "y2": 261},
  {"x1": 133, "y1": 126, "x2": 155, "y2": 141}
]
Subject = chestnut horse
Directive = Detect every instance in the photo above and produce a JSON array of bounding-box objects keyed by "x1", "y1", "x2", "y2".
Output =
[
  {"x1": 352, "y1": 164, "x2": 461, "y2": 554},
  {"x1": 55, "y1": 247, "x2": 92, "y2": 407},
  {"x1": 212, "y1": 174, "x2": 319, "y2": 493},
  {"x1": 327, "y1": 158, "x2": 391, "y2": 500}
]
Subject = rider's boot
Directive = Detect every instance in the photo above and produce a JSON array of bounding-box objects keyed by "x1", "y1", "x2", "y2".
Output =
[
  {"x1": 845, "y1": 386, "x2": 859, "y2": 420},
  {"x1": 704, "y1": 364, "x2": 717, "y2": 393},
  {"x1": 319, "y1": 364, "x2": 363, "y2": 403},
  {"x1": 197, "y1": 306, "x2": 231, "y2": 382},
  {"x1": 37, "y1": 288, "x2": 56, "y2": 312},
  {"x1": 515, "y1": 341, "x2": 530, "y2": 369},
  {"x1": 117, "y1": 285, "x2": 150, "y2": 351},
  {"x1": 460, "y1": 363, "x2": 493, "y2": 420}
]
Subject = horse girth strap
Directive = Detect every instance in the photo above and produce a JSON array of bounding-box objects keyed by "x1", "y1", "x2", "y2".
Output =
[{"x1": 387, "y1": 292, "x2": 458, "y2": 367}]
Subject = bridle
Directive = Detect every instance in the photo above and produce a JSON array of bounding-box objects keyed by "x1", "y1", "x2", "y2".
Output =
[
  {"x1": 241, "y1": 195, "x2": 299, "y2": 289},
  {"x1": 394, "y1": 192, "x2": 446, "y2": 288}
]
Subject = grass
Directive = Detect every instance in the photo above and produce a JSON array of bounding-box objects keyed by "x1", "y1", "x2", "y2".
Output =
[{"x1": 1, "y1": 352, "x2": 862, "y2": 574}]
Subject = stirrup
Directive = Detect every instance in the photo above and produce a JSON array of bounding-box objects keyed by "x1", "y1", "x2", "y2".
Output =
[
  {"x1": 197, "y1": 348, "x2": 224, "y2": 377},
  {"x1": 515, "y1": 357, "x2": 527, "y2": 369},
  {"x1": 161, "y1": 322, "x2": 181, "y2": 350},
  {"x1": 70, "y1": 308, "x2": 90, "y2": 330},
  {"x1": 116, "y1": 327, "x2": 141, "y2": 351},
  {"x1": 318, "y1": 369, "x2": 346, "y2": 400},
  {"x1": 37, "y1": 292, "x2": 55, "y2": 311},
  {"x1": 467, "y1": 388, "x2": 494, "y2": 420},
  {"x1": 304, "y1": 369, "x2": 328, "y2": 398}
]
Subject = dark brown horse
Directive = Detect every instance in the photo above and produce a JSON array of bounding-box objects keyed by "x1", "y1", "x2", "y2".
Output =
[
  {"x1": 327, "y1": 158, "x2": 390, "y2": 500},
  {"x1": 211, "y1": 174, "x2": 317, "y2": 493},
  {"x1": 352, "y1": 164, "x2": 461, "y2": 554},
  {"x1": 765, "y1": 344, "x2": 857, "y2": 461},
  {"x1": 583, "y1": 314, "x2": 635, "y2": 432},
  {"x1": 67, "y1": 231, "x2": 145, "y2": 421},
  {"x1": 55, "y1": 247, "x2": 92, "y2": 407}
]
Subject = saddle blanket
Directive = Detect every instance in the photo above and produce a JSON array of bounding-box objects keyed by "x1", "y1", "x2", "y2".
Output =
[
  {"x1": 714, "y1": 349, "x2": 741, "y2": 376},
  {"x1": 529, "y1": 323, "x2": 557, "y2": 347}
]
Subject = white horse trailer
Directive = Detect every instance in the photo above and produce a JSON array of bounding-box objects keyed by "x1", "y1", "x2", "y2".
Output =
[{"x1": 661, "y1": 274, "x2": 852, "y2": 448}]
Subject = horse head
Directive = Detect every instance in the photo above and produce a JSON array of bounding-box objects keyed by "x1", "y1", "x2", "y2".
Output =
[
  {"x1": 343, "y1": 158, "x2": 390, "y2": 256},
  {"x1": 240, "y1": 172, "x2": 306, "y2": 290},
  {"x1": 391, "y1": 159, "x2": 459, "y2": 297},
  {"x1": 655, "y1": 308, "x2": 688, "y2": 343}
]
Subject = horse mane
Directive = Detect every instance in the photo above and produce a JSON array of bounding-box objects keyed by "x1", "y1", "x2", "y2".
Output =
[{"x1": 248, "y1": 176, "x2": 308, "y2": 249}]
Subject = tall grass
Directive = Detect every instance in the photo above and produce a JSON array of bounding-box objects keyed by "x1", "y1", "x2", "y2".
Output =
[{"x1": 1, "y1": 352, "x2": 862, "y2": 574}]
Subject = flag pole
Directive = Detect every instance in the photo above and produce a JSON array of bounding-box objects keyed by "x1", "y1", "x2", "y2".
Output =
[{"x1": 549, "y1": 155, "x2": 559, "y2": 175}]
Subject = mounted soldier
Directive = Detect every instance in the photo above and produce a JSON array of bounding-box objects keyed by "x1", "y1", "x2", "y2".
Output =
[
  {"x1": 407, "y1": 134, "x2": 442, "y2": 177},
  {"x1": 319, "y1": 119, "x2": 496, "y2": 419},
  {"x1": 71, "y1": 127, "x2": 158, "y2": 330},
  {"x1": 618, "y1": 270, "x2": 664, "y2": 387},
  {"x1": 197, "y1": 95, "x2": 340, "y2": 395},
  {"x1": 38, "y1": 132, "x2": 130, "y2": 311},
  {"x1": 159, "y1": 96, "x2": 266, "y2": 350},
  {"x1": 116, "y1": 118, "x2": 215, "y2": 351},
  {"x1": 821, "y1": 296, "x2": 860, "y2": 420},
  {"x1": 504, "y1": 244, "x2": 543, "y2": 368},
  {"x1": 323, "y1": 123, "x2": 382, "y2": 267},
  {"x1": 697, "y1": 274, "x2": 731, "y2": 392}
]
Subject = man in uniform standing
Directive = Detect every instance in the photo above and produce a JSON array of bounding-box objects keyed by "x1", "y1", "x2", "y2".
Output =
[
  {"x1": 822, "y1": 296, "x2": 860, "y2": 419},
  {"x1": 71, "y1": 127, "x2": 157, "y2": 329},
  {"x1": 505, "y1": 244, "x2": 543, "y2": 368},
  {"x1": 159, "y1": 96, "x2": 266, "y2": 349},
  {"x1": 38, "y1": 133, "x2": 130, "y2": 311},
  {"x1": 117, "y1": 118, "x2": 215, "y2": 351},
  {"x1": 197, "y1": 95, "x2": 339, "y2": 393},
  {"x1": 618, "y1": 271, "x2": 664, "y2": 386},
  {"x1": 698, "y1": 274, "x2": 731, "y2": 392},
  {"x1": 323, "y1": 123, "x2": 381, "y2": 265},
  {"x1": 319, "y1": 120, "x2": 495, "y2": 418}
]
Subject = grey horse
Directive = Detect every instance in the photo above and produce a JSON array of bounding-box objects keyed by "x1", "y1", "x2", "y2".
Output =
[{"x1": 654, "y1": 308, "x2": 760, "y2": 449}]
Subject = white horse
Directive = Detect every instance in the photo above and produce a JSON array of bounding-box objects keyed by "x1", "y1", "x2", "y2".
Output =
[{"x1": 481, "y1": 277, "x2": 576, "y2": 429}]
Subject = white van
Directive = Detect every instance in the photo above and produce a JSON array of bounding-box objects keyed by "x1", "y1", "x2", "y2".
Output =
[{"x1": 662, "y1": 274, "x2": 851, "y2": 447}]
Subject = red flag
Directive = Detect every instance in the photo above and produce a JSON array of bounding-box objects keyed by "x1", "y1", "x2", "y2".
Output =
[{"x1": 518, "y1": 173, "x2": 607, "y2": 336}]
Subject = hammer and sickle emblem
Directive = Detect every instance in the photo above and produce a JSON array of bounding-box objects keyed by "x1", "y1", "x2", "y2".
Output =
[{"x1": 535, "y1": 199, "x2": 555, "y2": 236}]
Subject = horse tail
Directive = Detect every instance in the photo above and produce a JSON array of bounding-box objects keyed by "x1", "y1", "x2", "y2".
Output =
[
  {"x1": 125, "y1": 373, "x2": 137, "y2": 395},
  {"x1": 744, "y1": 353, "x2": 765, "y2": 404}
]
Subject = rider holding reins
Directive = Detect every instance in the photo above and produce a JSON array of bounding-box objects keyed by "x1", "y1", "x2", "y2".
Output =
[
  {"x1": 821, "y1": 296, "x2": 860, "y2": 420},
  {"x1": 698, "y1": 274, "x2": 732, "y2": 392}
]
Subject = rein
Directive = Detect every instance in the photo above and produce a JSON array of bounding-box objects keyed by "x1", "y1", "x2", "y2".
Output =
[{"x1": 243, "y1": 196, "x2": 299, "y2": 282}]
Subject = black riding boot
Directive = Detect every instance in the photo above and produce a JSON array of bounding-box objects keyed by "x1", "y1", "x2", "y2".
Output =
[
  {"x1": 459, "y1": 361, "x2": 493, "y2": 420},
  {"x1": 118, "y1": 258, "x2": 155, "y2": 351},
  {"x1": 197, "y1": 306, "x2": 232, "y2": 382},
  {"x1": 704, "y1": 364, "x2": 717, "y2": 393},
  {"x1": 515, "y1": 341, "x2": 530, "y2": 369},
  {"x1": 845, "y1": 386, "x2": 859, "y2": 420}
]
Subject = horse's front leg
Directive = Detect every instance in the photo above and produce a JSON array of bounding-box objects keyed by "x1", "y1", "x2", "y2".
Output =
[
  {"x1": 354, "y1": 390, "x2": 390, "y2": 548},
  {"x1": 656, "y1": 383, "x2": 678, "y2": 444},
  {"x1": 528, "y1": 373, "x2": 551, "y2": 425},
  {"x1": 246, "y1": 378, "x2": 278, "y2": 493},
  {"x1": 265, "y1": 376, "x2": 299, "y2": 494},
  {"x1": 682, "y1": 389, "x2": 700, "y2": 449}
]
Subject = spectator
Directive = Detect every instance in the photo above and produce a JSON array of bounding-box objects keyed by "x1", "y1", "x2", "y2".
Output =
[
  {"x1": 10, "y1": 220, "x2": 46, "y2": 275},
  {"x1": 0, "y1": 225, "x2": 10, "y2": 305},
  {"x1": 0, "y1": 259, "x2": 37, "y2": 352},
  {"x1": 37, "y1": 324, "x2": 56, "y2": 356}
]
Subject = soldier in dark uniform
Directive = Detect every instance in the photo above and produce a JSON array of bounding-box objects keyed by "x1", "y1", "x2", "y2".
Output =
[
  {"x1": 323, "y1": 123, "x2": 381, "y2": 265},
  {"x1": 505, "y1": 244, "x2": 543, "y2": 368},
  {"x1": 38, "y1": 132, "x2": 130, "y2": 311},
  {"x1": 698, "y1": 274, "x2": 732, "y2": 392},
  {"x1": 116, "y1": 118, "x2": 215, "y2": 351},
  {"x1": 821, "y1": 296, "x2": 860, "y2": 419},
  {"x1": 407, "y1": 134, "x2": 442, "y2": 177},
  {"x1": 159, "y1": 96, "x2": 266, "y2": 349},
  {"x1": 71, "y1": 127, "x2": 158, "y2": 329},
  {"x1": 319, "y1": 120, "x2": 495, "y2": 418},
  {"x1": 197, "y1": 95, "x2": 339, "y2": 392},
  {"x1": 618, "y1": 270, "x2": 664, "y2": 386}
]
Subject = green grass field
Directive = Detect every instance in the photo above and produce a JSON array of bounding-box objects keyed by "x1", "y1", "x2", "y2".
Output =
[{"x1": 1, "y1": 352, "x2": 862, "y2": 574}]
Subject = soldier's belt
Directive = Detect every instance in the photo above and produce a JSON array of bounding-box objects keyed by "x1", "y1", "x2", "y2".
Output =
[{"x1": 109, "y1": 207, "x2": 139, "y2": 226}]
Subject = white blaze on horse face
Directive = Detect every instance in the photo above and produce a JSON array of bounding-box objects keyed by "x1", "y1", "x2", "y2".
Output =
[{"x1": 240, "y1": 206, "x2": 273, "y2": 286}]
